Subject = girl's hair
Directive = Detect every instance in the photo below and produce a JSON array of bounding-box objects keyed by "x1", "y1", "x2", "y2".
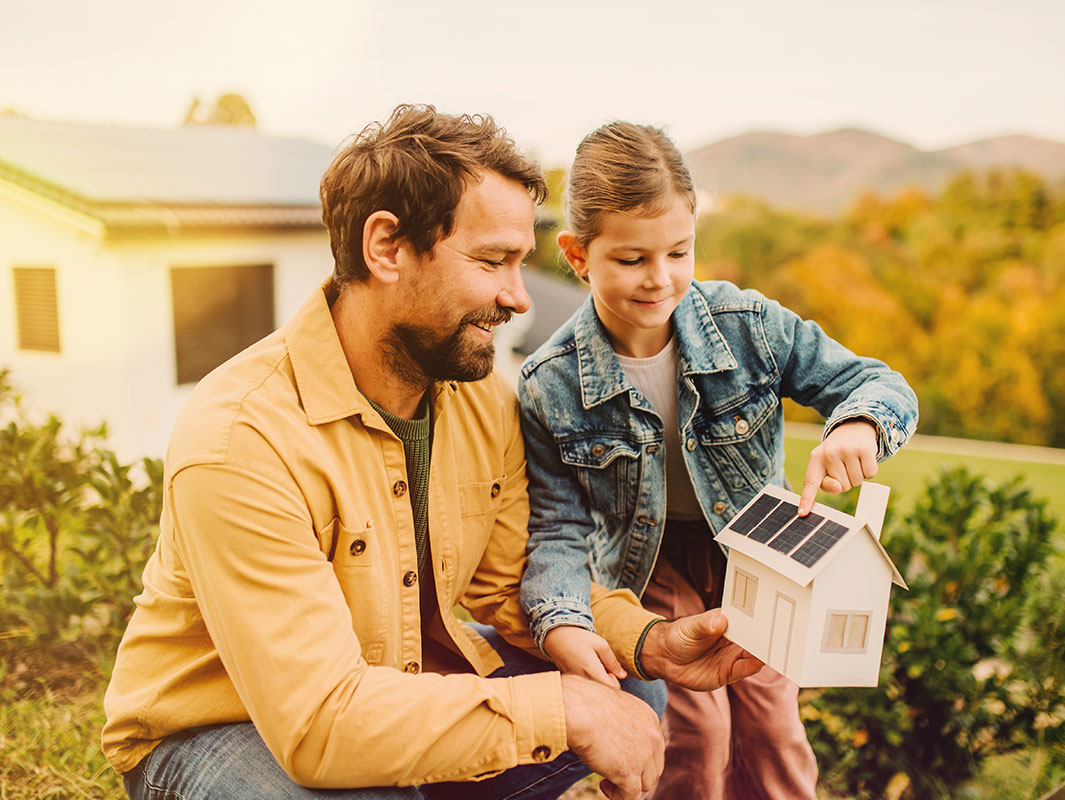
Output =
[{"x1": 564, "y1": 121, "x2": 696, "y2": 244}]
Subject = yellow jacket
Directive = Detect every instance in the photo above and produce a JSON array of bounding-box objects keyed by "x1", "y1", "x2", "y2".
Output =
[{"x1": 102, "y1": 285, "x2": 657, "y2": 788}]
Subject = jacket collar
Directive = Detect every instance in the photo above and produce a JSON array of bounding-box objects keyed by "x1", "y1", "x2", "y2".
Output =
[
  {"x1": 285, "y1": 282, "x2": 455, "y2": 426},
  {"x1": 572, "y1": 286, "x2": 737, "y2": 409}
]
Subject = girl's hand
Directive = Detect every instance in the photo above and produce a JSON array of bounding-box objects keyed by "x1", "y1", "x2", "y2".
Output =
[
  {"x1": 543, "y1": 625, "x2": 627, "y2": 688},
  {"x1": 798, "y1": 420, "x2": 879, "y2": 515}
]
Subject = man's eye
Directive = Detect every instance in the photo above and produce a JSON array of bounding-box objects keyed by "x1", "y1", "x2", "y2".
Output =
[{"x1": 482, "y1": 259, "x2": 504, "y2": 268}]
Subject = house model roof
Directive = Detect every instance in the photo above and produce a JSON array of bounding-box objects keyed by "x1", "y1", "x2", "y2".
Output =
[
  {"x1": 714, "y1": 483, "x2": 907, "y2": 589},
  {"x1": 0, "y1": 115, "x2": 335, "y2": 234}
]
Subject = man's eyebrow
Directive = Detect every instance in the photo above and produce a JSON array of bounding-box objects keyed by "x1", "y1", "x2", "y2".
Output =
[{"x1": 475, "y1": 241, "x2": 536, "y2": 256}]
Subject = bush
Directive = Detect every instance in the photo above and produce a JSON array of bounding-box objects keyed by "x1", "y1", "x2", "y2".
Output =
[
  {"x1": 0, "y1": 370, "x2": 162, "y2": 650},
  {"x1": 805, "y1": 467, "x2": 1062, "y2": 799}
]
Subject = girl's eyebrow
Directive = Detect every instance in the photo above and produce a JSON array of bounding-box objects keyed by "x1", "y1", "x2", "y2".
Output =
[{"x1": 607, "y1": 236, "x2": 695, "y2": 252}]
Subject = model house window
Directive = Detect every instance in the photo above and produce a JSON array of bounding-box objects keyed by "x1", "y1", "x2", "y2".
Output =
[
  {"x1": 731, "y1": 568, "x2": 758, "y2": 616},
  {"x1": 822, "y1": 611, "x2": 871, "y2": 653},
  {"x1": 12, "y1": 266, "x2": 60, "y2": 353},
  {"x1": 171, "y1": 264, "x2": 274, "y2": 385}
]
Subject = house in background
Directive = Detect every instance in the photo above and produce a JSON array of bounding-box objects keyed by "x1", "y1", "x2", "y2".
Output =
[
  {"x1": 715, "y1": 482, "x2": 907, "y2": 688},
  {"x1": 0, "y1": 115, "x2": 336, "y2": 459}
]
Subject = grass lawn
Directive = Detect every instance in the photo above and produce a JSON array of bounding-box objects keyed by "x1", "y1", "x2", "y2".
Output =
[{"x1": 785, "y1": 423, "x2": 1065, "y2": 534}]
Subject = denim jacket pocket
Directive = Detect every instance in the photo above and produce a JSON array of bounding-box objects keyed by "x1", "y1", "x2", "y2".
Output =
[
  {"x1": 694, "y1": 388, "x2": 780, "y2": 491},
  {"x1": 558, "y1": 436, "x2": 640, "y2": 514}
]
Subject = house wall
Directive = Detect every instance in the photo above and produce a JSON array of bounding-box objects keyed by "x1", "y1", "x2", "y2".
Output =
[
  {"x1": 109, "y1": 230, "x2": 331, "y2": 459},
  {"x1": 802, "y1": 536, "x2": 893, "y2": 687},
  {"x1": 0, "y1": 191, "x2": 129, "y2": 441},
  {"x1": 721, "y1": 550, "x2": 811, "y2": 679},
  {"x1": 0, "y1": 193, "x2": 331, "y2": 460}
]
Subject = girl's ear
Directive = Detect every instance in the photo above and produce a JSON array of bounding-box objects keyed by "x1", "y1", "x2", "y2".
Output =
[
  {"x1": 363, "y1": 210, "x2": 403, "y2": 284},
  {"x1": 557, "y1": 231, "x2": 589, "y2": 278}
]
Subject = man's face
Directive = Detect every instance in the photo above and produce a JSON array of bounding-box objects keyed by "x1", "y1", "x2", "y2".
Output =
[{"x1": 390, "y1": 170, "x2": 535, "y2": 384}]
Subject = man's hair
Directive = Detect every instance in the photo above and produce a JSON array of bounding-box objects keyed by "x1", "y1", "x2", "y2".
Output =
[
  {"x1": 321, "y1": 104, "x2": 547, "y2": 289},
  {"x1": 564, "y1": 121, "x2": 696, "y2": 245}
]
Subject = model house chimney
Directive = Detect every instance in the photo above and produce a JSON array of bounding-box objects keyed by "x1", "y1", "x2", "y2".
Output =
[{"x1": 855, "y1": 482, "x2": 891, "y2": 540}]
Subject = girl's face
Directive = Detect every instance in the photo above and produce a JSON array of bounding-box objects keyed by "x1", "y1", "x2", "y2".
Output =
[{"x1": 559, "y1": 194, "x2": 696, "y2": 358}]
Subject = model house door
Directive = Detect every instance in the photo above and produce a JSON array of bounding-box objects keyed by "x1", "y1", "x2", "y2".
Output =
[{"x1": 767, "y1": 593, "x2": 796, "y2": 674}]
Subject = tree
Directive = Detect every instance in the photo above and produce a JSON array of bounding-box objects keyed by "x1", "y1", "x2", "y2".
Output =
[{"x1": 182, "y1": 92, "x2": 257, "y2": 128}]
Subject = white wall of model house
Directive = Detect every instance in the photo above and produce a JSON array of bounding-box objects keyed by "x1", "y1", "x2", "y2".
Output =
[{"x1": 0, "y1": 189, "x2": 331, "y2": 460}]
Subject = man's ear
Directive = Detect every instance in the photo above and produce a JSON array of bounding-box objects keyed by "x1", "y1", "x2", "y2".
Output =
[
  {"x1": 557, "y1": 231, "x2": 588, "y2": 278},
  {"x1": 363, "y1": 211, "x2": 403, "y2": 284}
]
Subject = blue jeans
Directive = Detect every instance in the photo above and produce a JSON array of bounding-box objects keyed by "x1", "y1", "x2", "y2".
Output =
[{"x1": 123, "y1": 624, "x2": 666, "y2": 800}]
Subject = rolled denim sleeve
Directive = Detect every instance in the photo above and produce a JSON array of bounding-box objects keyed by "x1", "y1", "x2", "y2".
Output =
[
  {"x1": 760, "y1": 295, "x2": 919, "y2": 459},
  {"x1": 517, "y1": 370, "x2": 597, "y2": 651}
]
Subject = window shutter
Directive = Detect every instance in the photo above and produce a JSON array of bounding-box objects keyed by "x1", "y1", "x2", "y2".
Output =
[
  {"x1": 13, "y1": 267, "x2": 61, "y2": 353},
  {"x1": 170, "y1": 264, "x2": 275, "y2": 385}
]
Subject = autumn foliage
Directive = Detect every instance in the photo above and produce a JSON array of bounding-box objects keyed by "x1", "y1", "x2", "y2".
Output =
[{"x1": 693, "y1": 169, "x2": 1065, "y2": 447}]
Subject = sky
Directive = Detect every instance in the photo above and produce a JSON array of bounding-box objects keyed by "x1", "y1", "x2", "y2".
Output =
[{"x1": 3, "y1": 0, "x2": 1064, "y2": 167}]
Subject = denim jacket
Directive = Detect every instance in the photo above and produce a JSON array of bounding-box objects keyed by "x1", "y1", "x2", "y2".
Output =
[{"x1": 517, "y1": 280, "x2": 918, "y2": 650}]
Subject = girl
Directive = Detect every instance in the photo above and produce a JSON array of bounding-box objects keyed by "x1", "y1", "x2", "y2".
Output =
[{"x1": 518, "y1": 122, "x2": 918, "y2": 799}]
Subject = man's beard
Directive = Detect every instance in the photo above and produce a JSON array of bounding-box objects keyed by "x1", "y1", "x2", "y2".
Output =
[{"x1": 387, "y1": 304, "x2": 513, "y2": 385}]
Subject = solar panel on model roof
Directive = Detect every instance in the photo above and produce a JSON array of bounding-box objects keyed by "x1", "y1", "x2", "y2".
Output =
[{"x1": 790, "y1": 520, "x2": 850, "y2": 567}]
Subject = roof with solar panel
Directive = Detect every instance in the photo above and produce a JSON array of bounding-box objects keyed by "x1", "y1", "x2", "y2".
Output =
[{"x1": 714, "y1": 483, "x2": 906, "y2": 589}]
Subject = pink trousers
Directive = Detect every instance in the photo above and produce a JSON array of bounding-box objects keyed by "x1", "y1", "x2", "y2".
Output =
[{"x1": 641, "y1": 556, "x2": 819, "y2": 800}]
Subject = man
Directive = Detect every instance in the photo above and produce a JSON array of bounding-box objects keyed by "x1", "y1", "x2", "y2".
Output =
[{"x1": 102, "y1": 105, "x2": 762, "y2": 800}]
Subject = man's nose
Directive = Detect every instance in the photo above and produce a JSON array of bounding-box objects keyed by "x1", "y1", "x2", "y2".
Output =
[{"x1": 499, "y1": 266, "x2": 531, "y2": 315}]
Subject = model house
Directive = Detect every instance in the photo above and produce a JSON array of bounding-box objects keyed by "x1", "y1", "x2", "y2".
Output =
[
  {"x1": 0, "y1": 115, "x2": 335, "y2": 459},
  {"x1": 715, "y1": 482, "x2": 907, "y2": 688}
]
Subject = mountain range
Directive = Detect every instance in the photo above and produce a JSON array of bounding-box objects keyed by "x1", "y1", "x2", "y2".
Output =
[{"x1": 684, "y1": 128, "x2": 1065, "y2": 214}]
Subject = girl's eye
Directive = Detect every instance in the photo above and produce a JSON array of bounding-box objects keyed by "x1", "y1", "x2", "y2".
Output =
[
  {"x1": 670, "y1": 250, "x2": 690, "y2": 259},
  {"x1": 617, "y1": 257, "x2": 642, "y2": 266}
]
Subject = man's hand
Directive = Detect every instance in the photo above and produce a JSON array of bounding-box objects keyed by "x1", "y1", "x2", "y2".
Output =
[
  {"x1": 798, "y1": 420, "x2": 879, "y2": 515},
  {"x1": 544, "y1": 625, "x2": 626, "y2": 688},
  {"x1": 561, "y1": 674, "x2": 664, "y2": 800},
  {"x1": 638, "y1": 611, "x2": 763, "y2": 691}
]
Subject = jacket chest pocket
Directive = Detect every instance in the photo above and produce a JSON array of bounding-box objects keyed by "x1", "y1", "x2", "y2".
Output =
[
  {"x1": 459, "y1": 477, "x2": 506, "y2": 534},
  {"x1": 320, "y1": 517, "x2": 386, "y2": 662},
  {"x1": 693, "y1": 389, "x2": 780, "y2": 491},
  {"x1": 558, "y1": 436, "x2": 641, "y2": 515}
]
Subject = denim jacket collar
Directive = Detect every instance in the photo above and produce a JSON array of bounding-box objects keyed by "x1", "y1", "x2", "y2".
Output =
[{"x1": 573, "y1": 287, "x2": 739, "y2": 409}]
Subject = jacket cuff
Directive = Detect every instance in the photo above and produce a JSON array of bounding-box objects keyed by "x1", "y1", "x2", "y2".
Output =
[
  {"x1": 527, "y1": 600, "x2": 596, "y2": 653},
  {"x1": 589, "y1": 583, "x2": 663, "y2": 678},
  {"x1": 507, "y1": 670, "x2": 569, "y2": 770},
  {"x1": 824, "y1": 400, "x2": 915, "y2": 461}
]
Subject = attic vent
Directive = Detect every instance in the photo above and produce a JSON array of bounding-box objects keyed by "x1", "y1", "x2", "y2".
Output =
[
  {"x1": 12, "y1": 266, "x2": 60, "y2": 353},
  {"x1": 170, "y1": 264, "x2": 275, "y2": 385}
]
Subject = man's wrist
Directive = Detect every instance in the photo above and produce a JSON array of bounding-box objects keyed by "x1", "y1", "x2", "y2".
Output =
[{"x1": 632, "y1": 617, "x2": 667, "y2": 680}]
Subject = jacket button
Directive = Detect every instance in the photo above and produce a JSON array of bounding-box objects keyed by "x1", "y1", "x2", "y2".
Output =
[
  {"x1": 532, "y1": 745, "x2": 552, "y2": 762},
  {"x1": 403, "y1": 570, "x2": 417, "y2": 587},
  {"x1": 403, "y1": 661, "x2": 420, "y2": 674},
  {"x1": 646, "y1": 444, "x2": 660, "y2": 454},
  {"x1": 350, "y1": 539, "x2": 367, "y2": 556},
  {"x1": 735, "y1": 418, "x2": 750, "y2": 435},
  {"x1": 591, "y1": 444, "x2": 606, "y2": 457},
  {"x1": 393, "y1": 480, "x2": 407, "y2": 497},
  {"x1": 491, "y1": 482, "x2": 501, "y2": 498},
  {"x1": 638, "y1": 516, "x2": 658, "y2": 526},
  {"x1": 713, "y1": 502, "x2": 727, "y2": 515},
  {"x1": 686, "y1": 438, "x2": 697, "y2": 451}
]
